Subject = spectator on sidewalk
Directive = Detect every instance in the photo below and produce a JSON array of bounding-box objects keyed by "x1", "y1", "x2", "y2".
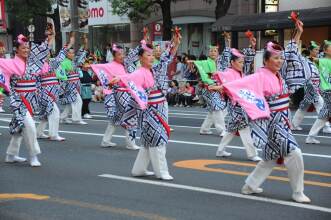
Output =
[
  {"x1": 167, "y1": 80, "x2": 178, "y2": 106},
  {"x1": 92, "y1": 80, "x2": 104, "y2": 102},
  {"x1": 80, "y1": 58, "x2": 94, "y2": 119},
  {"x1": 173, "y1": 56, "x2": 184, "y2": 81},
  {"x1": 183, "y1": 82, "x2": 194, "y2": 107}
]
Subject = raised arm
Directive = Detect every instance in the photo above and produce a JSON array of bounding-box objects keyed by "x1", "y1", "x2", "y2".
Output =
[
  {"x1": 215, "y1": 32, "x2": 231, "y2": 71},
  {"x1": 281, "y1": 20, "x2": 310, "y2": 92},
  {"x1": 242, "y1": 36, "x2": 256, "y2": 75},
  {"x1": 48, "y1": 32, "x2": 75, "y2": 71},
  {"x1": 124, "y1": 45, "x2": 141, "y2": 73}
]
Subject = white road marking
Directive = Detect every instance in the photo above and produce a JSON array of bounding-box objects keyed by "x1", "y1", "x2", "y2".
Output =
[
  {"x1": 99, "y1": 174, "x2": 331, "y2": 214},
  {"x1": 1, "y1": 126, "x2": 329, "y2": 159},
  {"x1": 0, "y1": 112, "x2": 330, "y2": 140}
]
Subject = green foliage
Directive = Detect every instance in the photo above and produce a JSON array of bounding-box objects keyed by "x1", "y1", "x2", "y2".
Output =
[
  {"x1": 111, "y1": 0, "x2": 157, "y2": 23},
  {"x1": 5, "y1": 0, "x2": 53, "y2": 25}
]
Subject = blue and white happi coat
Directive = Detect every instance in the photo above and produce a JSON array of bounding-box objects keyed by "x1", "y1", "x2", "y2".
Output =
[
  {"x1": 202, "y1": 88, "x2": 227, "y2": 112},
  {"x1": 318, "y1": 91, "x2": 331, "y2": 121},
  {"x1": 202, "y1": 47, "x2": 232, "y2": 112},
  {"x1": 299, "y1": 58, "x2": 321, "y2": 111},
  {"x1": 242, "y1": 47, "x2": 256, "y2": 75},
  {"x1": 59, "y1": 48, "x2": 87, "y2": 105},
  {"x1": 251, "y1": 81, "x2": 298, "y2": 161},
  {"x1": 224, "y1": 48, "x2": 256, "y2": 132},
  {"x1": 8, "y1": 41, "x2": 50, "y2": 134},
  {"x1": 225, "y1": 102, "x2": 250, "y2": 133},
  {"x1": 140, "y1": 48, "x2": 173, "y2": 148},
  {"x1": 251, "y1": 41, "x2": 310, "y2": 161},
  {"x1": 216, "y1": 46, "x2": 231, "y2": 72},
  {"x1": 103, "y1": 46, "x2": 141, "y2": 140},
  {"x1": 38, "y1": 47, "x2": 68, "y2": 120}
]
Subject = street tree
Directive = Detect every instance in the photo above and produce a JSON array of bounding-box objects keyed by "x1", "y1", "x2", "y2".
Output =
[
  {"x1": 6, "y1": 0, "x2": 53, "y2": 26},
  {"x1": 204, "y1": 0, "x2": 231, "y2": 19},
  {"x1": 5, "y1": 0, "x2": 63, "y2": 50},
  {"x1": 112, "y1": 0, "x2": 174, "y2": 40}
]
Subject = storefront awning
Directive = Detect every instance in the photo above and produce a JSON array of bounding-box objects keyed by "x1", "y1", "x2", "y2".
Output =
[{"x1": 212, "y1": 7, "x2": 331, "y2": 32}]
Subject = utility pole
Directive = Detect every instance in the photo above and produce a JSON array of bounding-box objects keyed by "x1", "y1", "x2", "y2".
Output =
[{"x1": 70, "y1": 0, "x2": 80, "y2": 50}]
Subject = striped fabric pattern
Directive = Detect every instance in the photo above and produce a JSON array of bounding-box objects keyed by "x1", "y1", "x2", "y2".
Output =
[{"x1": 268, "y1": 94, "x2": 290, "y2": 112}]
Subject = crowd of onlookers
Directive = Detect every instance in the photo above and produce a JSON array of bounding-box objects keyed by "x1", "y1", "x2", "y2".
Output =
[{"x1": 166, "y1": 54, "x2": 208, "y2": 107}]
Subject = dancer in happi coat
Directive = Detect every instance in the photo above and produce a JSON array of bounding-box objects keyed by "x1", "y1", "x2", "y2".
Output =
[
  {"x1": 220, "y1": 20, "x2": 310, "y2": 203},
  {"x1": 0, "y1": 30, "x2": 53, "y2": 167},
  {"x1": 90, "y1": 43, "x2": 141, "y2": 150},
  {"x1": 111, "y1": 31, "x2": 181, "y2": 180},
  {"x1": 36, "y1": 32, "x2": 75, "y2": 141},
  {"x1": 197, "y1": 32, "x2": 256, "y2": 136},
  {"x1": 210, "y1": 48, "x2": 261, "y2": 161},
  {"x1": 291, "y1": 41, "x2": 331, "y2": 135},
  {"x1": 306, "y1": 40, "x2": 331, "y2": 144},
  {"x1": 195, "y1": 33, "x2": 231, "y2": 136},
  {"x1": 59, "y1": 34, "x2": 88, "y2": 125}
]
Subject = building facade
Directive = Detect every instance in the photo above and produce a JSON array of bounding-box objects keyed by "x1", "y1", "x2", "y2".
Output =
[
  {"x1": 88, "y1": 0, "x2": 131, "y2": 53},
  {"x1": 144, "y1": 0, "x2": 257, "y2": 57}
]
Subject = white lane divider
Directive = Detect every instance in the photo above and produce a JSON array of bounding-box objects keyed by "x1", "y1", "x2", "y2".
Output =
[
  {"x1": 1, "y1": 126, "x2": 329, "y2": 159},
  {"x1": 98, "y1": 174, "x2": 331, "y2": 214}
]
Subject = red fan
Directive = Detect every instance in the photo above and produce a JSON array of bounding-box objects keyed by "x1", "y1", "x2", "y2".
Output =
[
  {"x1": 245, "y1": 30, "x2": 253, "y2": 39},
  {"x1": 172, "y1": 26, "x2": 181, "y2": 37},
  {"x1": 143, "y1": 27, "x2": 149, "y2": 38},
  {"x1": 288, "y1": 11, "x2": 299, "y2": 23}
]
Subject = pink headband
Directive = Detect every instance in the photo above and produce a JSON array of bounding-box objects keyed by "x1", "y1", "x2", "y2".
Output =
[
  {"x1": 266, "y1": 42, "x2": 282, "y2": 55},
  {"x1": 140, "y1": 40, "x2": 153, "y2": 53},
  {"x1": 231, "y1": 48, "x2": 244, "y2": 58},
  {"x1": 17, "y1": 34, "x2": 29, "y2": 46},
  {"x1": 112, "y1": 44, "x2": 123, "y2": 53}
]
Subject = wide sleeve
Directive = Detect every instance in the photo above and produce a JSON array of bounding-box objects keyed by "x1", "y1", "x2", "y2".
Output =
[
  {"x1": 152, "y1": 48, "x2": 174, "y2": 93},
  {"x1": 0, "y1": 67, "x2": 11, "y2": 92},
  {"x1": 223, "y1": 72, "x2": 270, "y2": 120},
  {"x1": 124, "y1": 45, "x2": 140, "y2": 73},
  {"x1": 194, "y1": 60, "x2": 215, "y2": 85},
  {"x1": 56, "y1": 60, "x2": 69, "y2": 81},
  {"x1": 242, "y1": 47, "x2": 256, "y2": 75},
  {"x1": 48, "y1": 47, "x2": 69, "y2": 72},
  {"x1": 318, "y1": 58, "x2": 331, "y2": 91},
  {"x1": 26, "y1": 40, "x2": 50, "y2": 75},
  {"x1": 73, "y1": 47, "x2": 87, "y2": 69},
  {"x1": 281, "y1": 40, "x2": 310, "y2": 93},
  {"x1": 216, "y1": 46, "x2": 231, "y2": 71}
]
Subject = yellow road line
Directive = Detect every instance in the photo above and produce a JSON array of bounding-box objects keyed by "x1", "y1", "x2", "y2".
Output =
[
  {"x1": 173, "y1": 160, "x2": 331, "y2": 188},
  {"x1": 0, "y1": 193, "x2": 49, "y2": 200},
  {"x1": 49, "y1": 197, "x2": 175, "y2": 220},
  {"x1": 0, "y1": 194, "x2": 174, "y2": 220}
]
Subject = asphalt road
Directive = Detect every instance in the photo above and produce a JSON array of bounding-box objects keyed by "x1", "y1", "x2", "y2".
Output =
[{"x1": 0, "y1": 102, "x2": 330, "y2": 220}]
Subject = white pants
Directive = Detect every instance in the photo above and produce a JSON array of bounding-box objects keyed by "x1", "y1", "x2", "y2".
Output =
[
  {"x1": 37, "y1": 103, "x2": 61, "y2": 138},
  {"x1": 7, "y1": 112, "x2": 41, "y2": 157},
  {"x1": 218, "y1": 126, "x2": 258, "y2": 158},
  {"x1": 60, "y1": 95, "x2": 83, "y2": 122},
  {"x1": 308, "y1": 118, "x2": 327, "y2": 137},
  {"x1": 102, "y1": 122, "x2": 134, "y2": 146},
  {"x1": 292, "y1": 94, "x2": 324, "y2": 128},
  {"x1": 245, "y1": 148, "x2": 304, "y2": 194},
  {"x1": 132, "y1": 145, "x2": 170, "y2": 178},
  {"x1": 200, "y1": 110, "x2": 226, "y2": 133}
]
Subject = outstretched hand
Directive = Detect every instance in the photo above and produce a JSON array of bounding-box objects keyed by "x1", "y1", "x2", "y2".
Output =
[
  {"x1": 82, "y1": 34, "x2": 88, "y2": 49},
  {"x1": 68, "y1": 32, "x2": 75, "y2": 48},
  {"x1": 295, "y1": 19, "x2": 304, "y2": 33},
  {"x1": 109, "y1": 77, "x2": 120, "y2": 85},
  {"x1": 250, "y1": 37, "x2": 257, "y2": 49},
  {"x1": 223, "y1": 32, "x2": 231, "y2": 46}
]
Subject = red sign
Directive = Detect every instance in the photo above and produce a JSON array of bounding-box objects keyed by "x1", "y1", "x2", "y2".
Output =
[
  {"x1": 0, "y1": 0, "x2": 6, "y2": 30},
  {"x1": 153, "y1": 23, "x2": 162, "y2": 36},
  {"x1": 88, "y1": 7, "x2": 105, "y2": 18}
]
